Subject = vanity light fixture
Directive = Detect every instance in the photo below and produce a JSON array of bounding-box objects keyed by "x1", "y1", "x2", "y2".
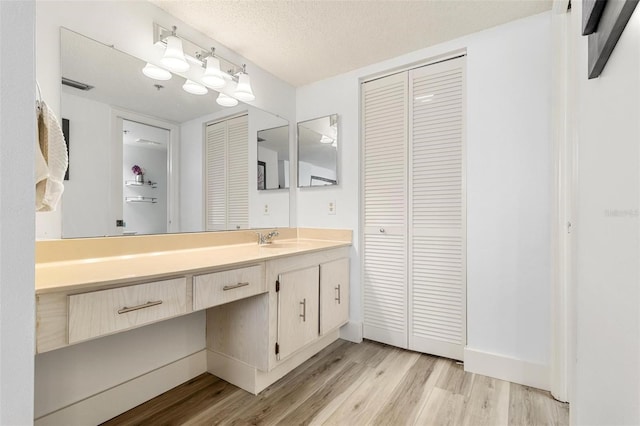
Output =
[
  {"x1": 201, "y1": 51, "x2": 227, "y2": 89},
  {"x1": 182, "y1": 79, "x2": 208, "y2": 95},
  {"x1": 153, "y1": 23, "x2": 257, "y2": 102},
  {"x1": 216, "y1": 93, "x2": 238, "y2": 107},
  {"x1": 142, "y1": 63, "x2": 172, "y2": 81},
  {"x1": 234, "y1": 65, "x2": 255, "y2": 102},
  {"x1": 161, "y1": 26, "x2": 190, "y2": 73}
]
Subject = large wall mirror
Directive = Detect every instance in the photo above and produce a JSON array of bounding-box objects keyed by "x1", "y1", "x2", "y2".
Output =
[
  {"x1": 297, "y1": 114, "x2": 338, "y2": 187},
  {"x1": 59, "y1": 28, "x2": 290, "y2": 238}
]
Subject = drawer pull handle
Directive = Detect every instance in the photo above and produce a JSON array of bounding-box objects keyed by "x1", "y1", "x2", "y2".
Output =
[
  {"x1": 300, "y1": 298, "x2": 307, "y2": 322},
  {"x1": 335, "y1": 284, "x2": 341, "y2": 304},
  {"x1": 118, "y1": 300, "x2": 163, "y2": 314},
  {"x1": 223, "y1": 282, "x2": 250, "y2": 291}
]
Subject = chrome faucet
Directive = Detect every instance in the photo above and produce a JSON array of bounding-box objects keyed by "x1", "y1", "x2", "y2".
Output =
[{"x1": 257, "y1": 230, "x2": 279, "y2": 245}]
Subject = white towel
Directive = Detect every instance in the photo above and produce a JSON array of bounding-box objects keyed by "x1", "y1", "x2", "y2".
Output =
[{"x1": 36, "y1": 101, "x2": 68, "y2": 211}]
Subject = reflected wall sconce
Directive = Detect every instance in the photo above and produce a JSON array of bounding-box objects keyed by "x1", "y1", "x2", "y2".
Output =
[
  {"x1": 149, "y1": 23, "x2": 256, "y2": 106},
  {"x1": 142, "y1": 63, "x2": 172, "y2": 80},
  {"x1": 216, "y1": 93, "x2": 238, "y2": 107},
  {"x1": 182, "y1": 79, "x2": 208, "y2": 95}
]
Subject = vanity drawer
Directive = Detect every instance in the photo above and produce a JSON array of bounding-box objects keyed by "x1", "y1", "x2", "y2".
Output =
[
  {"x1": 68, "y1": 277, "x2": 187, "y2": 344},
  {"x1": 193, "y1": 264, "x2": 265, "y2": 310}
]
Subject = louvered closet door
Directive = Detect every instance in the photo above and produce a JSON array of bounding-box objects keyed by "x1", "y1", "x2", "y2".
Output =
[
  {"x1": 408, "y1": 57, "x2": 466, "y2": 360},
  {"x1": 205, "y1": 121, "x2": 227, "y2": 231},
  {"x1": 362, "y1": 72, "x2": 408, "y2": 348},
  {"x1": 226, "y1": 115, "x2": 249, "y2": 229}
]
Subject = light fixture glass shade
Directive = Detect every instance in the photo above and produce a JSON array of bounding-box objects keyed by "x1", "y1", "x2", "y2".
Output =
[
  {"x1": 161, "y1": 35, "x2": 190, "y2": 72},
  {"x1": 142, "y1": 63, "x2": 172, "y2": 80},
  {"x1": 202, "y1": 57, "x2": 226, "y2": 88},
  {"x1": 216, "y1": 93, "x2": 238, "y2": 107},
  {"x1": 234, "y1": 73, "x2": 255, "y2": 102},
  {"x1": 182, "y1": 80, "x2": 208, "y2": 95}
]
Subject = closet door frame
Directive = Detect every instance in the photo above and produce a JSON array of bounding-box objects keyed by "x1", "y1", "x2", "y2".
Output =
[{"x1": 359, "y1": 50, "x2": 467, "y2": 356}]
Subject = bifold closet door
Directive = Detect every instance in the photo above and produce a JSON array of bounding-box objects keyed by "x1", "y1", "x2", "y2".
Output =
[
  {"x1": 362, "y1": 72, "x2": 408, "y2": 348},
  {"x1": 205, "y1": 115, "x2": 249, "y2": 231},
  {"x1": 408, "y1": 57, "x2": 466, "y2": 360},
  {"x1": 226, "y1": 115, "x2": 249, "y2": 230},
  {"x1": 205, "y1": 121, "x2": 227, "y2": 231}
]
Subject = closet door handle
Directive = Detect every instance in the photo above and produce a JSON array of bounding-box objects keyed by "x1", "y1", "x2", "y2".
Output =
[
  {"x1": 299, "y1": 298, "x2": 306, "y2": 322},
  {"x1": 335, "y1": 284, "x2": 341, "y2": 304},
  {"x1": 117, "y1": 300, "x2": 162, "y2": 314}
]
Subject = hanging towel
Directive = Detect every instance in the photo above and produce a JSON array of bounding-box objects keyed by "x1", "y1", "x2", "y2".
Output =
[{"x1": 36, "y1": 100, "x2": 68, "y2": 211}]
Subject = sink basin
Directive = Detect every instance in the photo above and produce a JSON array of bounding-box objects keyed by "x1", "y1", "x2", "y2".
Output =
[{"x1": 260, "y1": 241, "x2": 311, "y2": 249}]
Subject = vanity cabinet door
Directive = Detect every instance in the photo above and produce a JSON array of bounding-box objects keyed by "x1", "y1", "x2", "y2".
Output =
[
  {"x1": 320, "y1": 258, "x2": 350, "y2": 335},
  {"x1": 277, "y1": 265, "x2": 319, "y2": 361}
]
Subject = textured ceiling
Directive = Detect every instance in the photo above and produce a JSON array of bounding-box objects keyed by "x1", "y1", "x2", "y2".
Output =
[{"x1": 150, "y1": 0, "x2": 551, "y2": 87}]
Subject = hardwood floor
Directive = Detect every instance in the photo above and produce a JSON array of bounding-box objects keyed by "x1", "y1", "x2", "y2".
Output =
[{"x1": 102, "y1": 340, "x2": 568, "y2": 426}]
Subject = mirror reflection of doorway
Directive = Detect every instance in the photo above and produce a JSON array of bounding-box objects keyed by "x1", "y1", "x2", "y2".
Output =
[{"x1": 122, "y1": 119, "x2": 169, "y2": 235}]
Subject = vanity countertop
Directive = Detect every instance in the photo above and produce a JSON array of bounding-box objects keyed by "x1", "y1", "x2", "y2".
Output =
[{"x1": 35, "y1": 238, "x2": 351, "y2": 294}]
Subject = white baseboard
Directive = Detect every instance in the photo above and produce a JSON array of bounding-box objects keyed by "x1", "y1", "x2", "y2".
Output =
[
  {"x1": 35, "y1": 350, "x2": 207, "y2": 426},
  {"x1": 464, "y1": 347, "x2": 550, "y2": 391},
  {"x1": 339, "y1": 320, "x2": 363, "y2": 343}
]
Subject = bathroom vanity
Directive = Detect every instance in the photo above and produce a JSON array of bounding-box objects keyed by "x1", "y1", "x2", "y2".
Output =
[{"x1": 35, "y1": 228, "x2": 351, "y2": 395}]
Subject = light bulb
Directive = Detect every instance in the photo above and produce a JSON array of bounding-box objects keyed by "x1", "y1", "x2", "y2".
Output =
[
  {"x1": 182, "y1": 80, "x2": 208, "y2": 95},
  {"x1": 202, "y1": 56, "x2": 226, "y2": 88},
  {"x1": 216, "y1": 93, "x2": 238, "y2": 107},
  {"x1": 234, "y1": 72, "x2": 255, "y2": 102},
  {"x1": 161, "y1": 35, "x2": 189, "y2": 72},
  {"x1": 142, "y1": 63, "x2": 172, "y2": 80}
]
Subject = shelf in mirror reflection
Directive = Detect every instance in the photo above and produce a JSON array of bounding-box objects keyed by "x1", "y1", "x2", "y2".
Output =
[
  {"x1": 125, "y1": 196, "x2": 157, "y2": 204},
  {"x1": 125, "y1": 180, "x2": 157, "y2": 188}
]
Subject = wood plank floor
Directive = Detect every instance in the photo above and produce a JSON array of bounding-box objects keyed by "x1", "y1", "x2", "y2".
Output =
[{"x1": 102, "y1": 340, "x2": 568, "y2": 426}]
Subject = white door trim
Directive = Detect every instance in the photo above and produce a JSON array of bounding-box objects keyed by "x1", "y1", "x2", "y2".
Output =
[
  {"x1": 110, "y1": 108, "x2": 180, "y2": 235},
  {"x1": 550, "y1": 0, "x2": 573, "y2": 403}
]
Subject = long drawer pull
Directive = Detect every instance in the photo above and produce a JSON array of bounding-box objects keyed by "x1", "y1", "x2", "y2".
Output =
[
  {"x1": 223, "y1": 282, "x2": 250, "y2": 291},
  {"x1": 300, "y1": 298, "x2": 307, "y2": 322},
  {"x1": 117, "y1": 300, "x2": 163, "y2": 314},
  {"x1": 335, "y1": 284, "x2": 341, "y2": 304}
]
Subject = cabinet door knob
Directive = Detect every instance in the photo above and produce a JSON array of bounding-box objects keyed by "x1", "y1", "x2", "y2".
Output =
[
  {"x1": 379, "y1": 228, "x2": 385, "y2": 233},
  {"x1": 335, "y1": 284, "x2": 341, "y2": 304}
]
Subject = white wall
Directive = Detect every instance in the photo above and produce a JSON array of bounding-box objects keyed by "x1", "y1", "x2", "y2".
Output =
[
  {"x1": 35, "y1": 1, "x2": 295, "y2": 420},
  {"x1": 60, "y1": 93, "x2": 111, "y2": 238},
  {"x1": 258, "y1": 145, "x2": 279, "y2": 189},
  {"x1": 571, "y1": 3, "x2": 640, "y2": 424},
  {"x1": 298, "y1": 161, "x2": 337, "y2": 187},
  {"x1": 296, "y1": 12, "x2": 552, "y2": 372},
  {"x1": 0, "y1": 1, "x2": 36, "y2": 423}
]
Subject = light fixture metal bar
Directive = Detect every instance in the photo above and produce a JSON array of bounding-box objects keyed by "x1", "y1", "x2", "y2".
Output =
[{"x1": 153, "y1": 23, "x2": 244, "y2": 77}]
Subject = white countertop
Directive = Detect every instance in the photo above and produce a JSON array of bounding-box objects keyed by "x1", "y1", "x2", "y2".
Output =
[{"x1": 36, "y1": 238, "x2": 351, "y2": 294}]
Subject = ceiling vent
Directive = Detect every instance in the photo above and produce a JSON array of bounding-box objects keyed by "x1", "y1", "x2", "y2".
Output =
[{"x1": 61, "y1": 77, "x2": 94, "y2": 91}]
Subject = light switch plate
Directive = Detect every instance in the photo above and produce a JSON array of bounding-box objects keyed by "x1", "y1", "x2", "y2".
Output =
[{"x1": 328, "y1": 201, "x2": 336, "y2": 215}]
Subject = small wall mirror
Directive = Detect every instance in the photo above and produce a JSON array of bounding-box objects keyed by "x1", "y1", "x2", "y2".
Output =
[
  {"x1": 257, "y1": 125, "x2": 290, "y2": 190},
  {"x1": 297, "y1": 114, "x2": 338, "y2": 187}
]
